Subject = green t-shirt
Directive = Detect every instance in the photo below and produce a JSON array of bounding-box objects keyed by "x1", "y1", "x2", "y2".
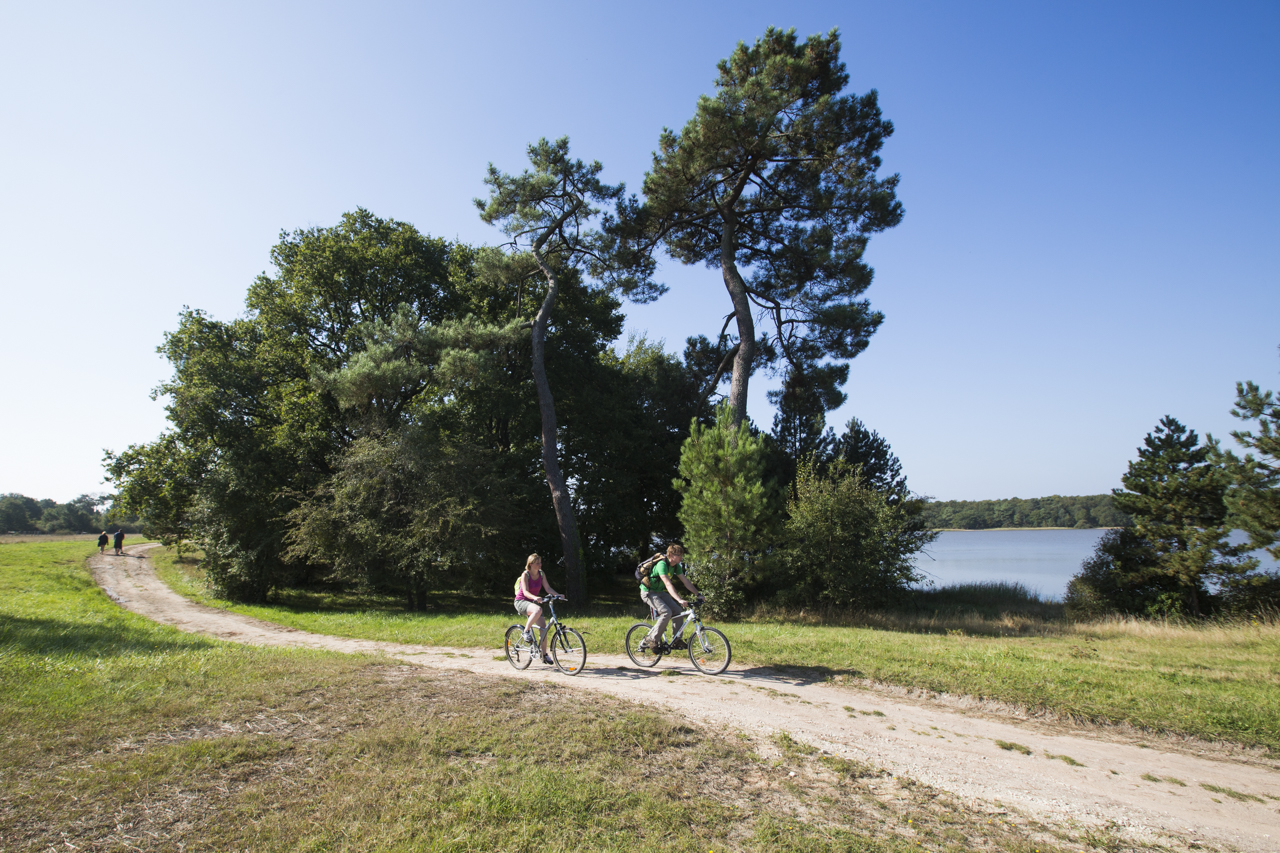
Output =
[{"x1": 640, "y1": 559, "x2": 683, "y2": 593}]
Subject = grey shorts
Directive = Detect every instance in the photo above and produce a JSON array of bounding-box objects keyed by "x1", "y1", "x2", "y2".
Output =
[{"x1": 514, "y1": 599, "x2": 542, "y2": 617}]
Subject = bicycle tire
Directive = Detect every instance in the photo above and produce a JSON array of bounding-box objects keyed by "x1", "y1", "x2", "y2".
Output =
[
  {"x1": 625, "y1": 622, "x2": 662, "y2": 667},
  {"x1": 688, "y1": 626, "x2": 731, "y2": 675},
  {"x1": 550, "y1": 626, "x2": 586, "y2": 675},
  {"x1": 504, "y1": 624, "x2": 532, "y2": 670}
]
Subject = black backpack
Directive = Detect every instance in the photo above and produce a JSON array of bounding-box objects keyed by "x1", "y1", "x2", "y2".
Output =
[{"x1": 634, "y1": 553, "x2": 666, "y2": 587}]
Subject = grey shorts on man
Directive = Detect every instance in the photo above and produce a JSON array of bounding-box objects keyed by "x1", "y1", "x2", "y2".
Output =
[{"x1": 641, "y1": 588, "x2": 685, "y2": 644}]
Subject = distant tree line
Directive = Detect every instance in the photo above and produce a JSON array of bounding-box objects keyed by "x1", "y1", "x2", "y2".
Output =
[
  {"x1": 1067, "y1": 364, "x2": 1280, "y2": 618},
  {"x1": 106, "y1": 29, "x2": 938, "y2": 617},
  {"x1": 0, "y1": 493, "x2": 139, "y2": 534},
  {"x1": 918, "y1": 495, "x2": 1130, "y2": 530}
]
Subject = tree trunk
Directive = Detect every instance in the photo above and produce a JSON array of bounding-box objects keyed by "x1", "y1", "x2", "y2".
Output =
[
  {"x1": 721, "y1": 220, "x2": 755, "y2": 429},
  {"x1": 529, "y1": 257, "x2": 585, "y2": 602}
]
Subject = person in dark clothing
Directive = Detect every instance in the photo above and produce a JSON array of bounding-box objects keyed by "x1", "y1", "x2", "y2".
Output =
[
  {"x1": 97, "y1": 531, "x2": 109, "y2": 553},
  {"x1": 112, "y1": 529, "x2": 125, "y2": 556}
]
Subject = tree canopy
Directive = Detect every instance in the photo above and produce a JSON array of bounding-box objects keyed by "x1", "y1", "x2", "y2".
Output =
[{"x1": 640, "y1": 27, "x2": 903, "y2": 427}]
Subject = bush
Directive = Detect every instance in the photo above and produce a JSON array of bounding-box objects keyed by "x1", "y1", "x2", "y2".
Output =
[
  {"x1": 1065, "y1": 527, "x2": 1187, "y2": 618},
  {"x1": 286, "y1": 430, "x2": 530, "y2": 609},
  {"x1": 1218, "y1": 570, "x2": 1280, "y2": 616},
  {"x1": 777, "y1": 460, "x2": 934, "y2": 608},
  {"x1": 675, "y1": 405, "x2": 781, "y2": 617}
]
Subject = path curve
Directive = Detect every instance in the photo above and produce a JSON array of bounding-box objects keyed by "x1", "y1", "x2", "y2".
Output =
[{"x1": 93, "y1": 546, "x2": 1280, "y2": 852}]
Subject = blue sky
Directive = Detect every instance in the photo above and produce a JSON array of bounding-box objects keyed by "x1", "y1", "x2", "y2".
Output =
[{"x1": 2, "y1": 1, "x2": 1277, "y2": 502}]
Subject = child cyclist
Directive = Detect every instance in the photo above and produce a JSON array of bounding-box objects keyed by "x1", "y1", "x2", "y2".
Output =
[{"x1": 515, "y1": 553, "x2": 561, "y2": 665}]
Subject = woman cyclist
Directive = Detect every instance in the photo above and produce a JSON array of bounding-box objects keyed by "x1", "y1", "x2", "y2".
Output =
[{"x1": 514, "y1": 554, "x2": 561, "y2": 665}]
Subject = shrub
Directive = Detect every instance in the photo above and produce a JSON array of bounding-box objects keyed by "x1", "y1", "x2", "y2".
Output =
[
  {"x1": 675, "y1": 404, "x2": 781, "y2": 617},
  {"x1": 1065, "y1": 527, "x2": 1186, "y2": 618},
  {"x1": 776, "y1": 460, "x2": 934, "y2": 608}
]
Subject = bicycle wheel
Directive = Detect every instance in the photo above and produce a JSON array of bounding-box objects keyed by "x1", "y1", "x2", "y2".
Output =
[
  {"x1": 550, "y1": 626, "x2": 586, "y2": 675},
  {"x1": 688, "y1": 626, "x2": 731, "y2": 675},
  {"x1": 504, "y1": 625, "x2": 532, "y2": 670},
  {"x1": 625, "y1": 622, "x2": 662, "y2": 667}
]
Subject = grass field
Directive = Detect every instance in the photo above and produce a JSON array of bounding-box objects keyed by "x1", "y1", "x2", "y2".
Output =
[
  {"x1": 1, "y1": 541, "x2": 1109, "y2": 851},
  {"x1": 154, "y1": 548, "x2": 1280, "y2": 752}
]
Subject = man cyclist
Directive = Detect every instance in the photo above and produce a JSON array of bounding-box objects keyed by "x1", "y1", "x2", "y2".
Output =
[{"x1": 640, "y1": 544, "x2": 702, "y2": 651}]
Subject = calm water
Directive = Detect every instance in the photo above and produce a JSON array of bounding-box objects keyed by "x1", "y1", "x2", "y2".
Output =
[{"x1": 910, "y1": 529, "x2": 1278, "y2": 601}]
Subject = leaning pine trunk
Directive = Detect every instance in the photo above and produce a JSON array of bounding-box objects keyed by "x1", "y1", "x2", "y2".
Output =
[
  {"x1": 720, "y1": 213, "x2": 755, "y2": 431},
  {"x1": 529, "y1": 255, "x2": 585, "y2": 602}
]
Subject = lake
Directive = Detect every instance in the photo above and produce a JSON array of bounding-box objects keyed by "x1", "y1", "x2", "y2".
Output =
[{"x1": 911, "y1": 529, "x2": 1278, "y2": 600}]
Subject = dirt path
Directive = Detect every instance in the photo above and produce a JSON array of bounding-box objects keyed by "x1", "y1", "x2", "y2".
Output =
[{"x1": 93, "y1": 546, "x2": 1280, "y2": 852}]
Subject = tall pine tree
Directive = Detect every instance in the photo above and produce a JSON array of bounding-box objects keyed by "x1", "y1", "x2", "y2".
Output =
[
  {"x1": 1112, "y1": 416, "x2": 1254, "y2": 616},
  {"x1": 637, "y1": 28, "x2": 903, "y2": 429}
]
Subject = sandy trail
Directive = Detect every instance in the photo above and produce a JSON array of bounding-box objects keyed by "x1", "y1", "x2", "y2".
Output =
[{"x1": 93, "y1": 545, "x2": 1280, "y2": 852}]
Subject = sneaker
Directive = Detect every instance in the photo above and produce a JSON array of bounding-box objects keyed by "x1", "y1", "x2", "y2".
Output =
[
  {"x1": 638, "y1": 637, "x2": 654, "y2": 651},
  {"x1": 670, "y1": 638, "x2": 687, "y2": 651},
  {"x1": 542, "y1": 653, "x2": 554, "y2": 665},
  {"x1": 522, "y1": 630, "x2": 535, "y2": 644}
]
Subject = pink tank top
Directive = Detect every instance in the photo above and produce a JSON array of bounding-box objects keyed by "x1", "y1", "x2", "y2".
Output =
[{"x1": 516, "y1": 571, "x2": 544, "y2": 601}]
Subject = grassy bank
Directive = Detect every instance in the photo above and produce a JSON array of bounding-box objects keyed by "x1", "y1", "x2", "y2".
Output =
[
  {"x1": 155, "y1": 549, "x2": 1280, "y2": 752},
  {"x1": 2, "y1": 542, "x2": 1103, "y2": 851}
]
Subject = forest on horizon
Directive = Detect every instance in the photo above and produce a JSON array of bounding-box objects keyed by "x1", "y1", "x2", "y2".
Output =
[{"x1": 918, "y1": 494, "x2": 1130, "y2": 530}]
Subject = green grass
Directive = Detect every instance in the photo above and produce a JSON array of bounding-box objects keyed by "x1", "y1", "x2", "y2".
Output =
[
  {"x1": 1200, "y1": 782, "x2": 1265, "y2": 803},
  {"x1": 995, "y1": 740, "x2": 1032, "y2": 755},
  {"x1": 2, "y1": 540, "x2": 1102, "y2": 852},
  {"x1": 1140, "y1": 774, "x2": 1187, "y2": 786},
  {"x1": 154, "y1": 548, "x2": 1280, "y2": 751}
]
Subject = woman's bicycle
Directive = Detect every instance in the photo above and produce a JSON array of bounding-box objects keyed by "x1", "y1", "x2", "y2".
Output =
[
  {"x1": 624, "y1": 597, "x2": 731, "y2": 675},
  {"x1": 504, "y1": 594, "x2": 586, "y2": 676}
]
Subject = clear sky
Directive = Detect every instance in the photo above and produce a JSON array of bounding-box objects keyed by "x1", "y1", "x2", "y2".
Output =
[{"x1": 2, "y1": 1, "x2": 1277, "y2": 503}]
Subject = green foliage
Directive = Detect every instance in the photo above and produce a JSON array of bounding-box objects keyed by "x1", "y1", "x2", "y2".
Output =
[
  {"x1": 1064, "y1": 527, "x2": 1180, "y2": 618},
  {"x1": 1112, "y1": 416, "x2": 1255, "y2": 616},
  {"x1": 476, "y1": 136, "x2": 661, "y2": 304},
  {"x1": 768, "y1": 367, "x2": 841, "y2": 484},
  {"x1": 312, "y1": 302, "x2": 527, "y2": 434},
  {"x1": 569, "y1": 336, "x2": 702, "y2": 567},
  {"x1": 675, "y1": 404, "x2": 781, "y2": 616},
  {"x1": 0, "y1": 494, "x2": 42, "y2": 532},
  {"x1": 476, "y1": 137, "x2": 663, "y2": 601},
  {"x1": 919, "y1": 494, "x2": 1131, "y2": 530},
  {"x1": 778, "y1": 460, "x2": 935, "y2": 608},
  {"x1": 1219, "y1": 372, "x2": 1280, "y2": 560},
  {"x1": 640, "y1": 27, "x2": 903, "y2": 425},
  {"x1": 0, "y1": 493, "x2": 117, "y2": 534},
  {"x1": 106, "y1": 210, "x2": 472, "y2": 601},
  {"x1": 104, "y1": 433, "x2": 201, "y2": 552},
  {"x1": 108, "y1": 206, "x2": 692, "y2": 603},
  {"x1": 831, "y1": 418, "x2": 908, "y2": 497},
  {"x1": 286, "y1": 430, "x2": 529, "y2": 609}
]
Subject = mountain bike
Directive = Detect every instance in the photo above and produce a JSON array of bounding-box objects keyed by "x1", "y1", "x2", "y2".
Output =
[
  {"x1": 504, "y1": 594, "x2": 586, "y2": 675},
  {"x1": 625, "y1": 597, "x2": 731, "y2": 675}
]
